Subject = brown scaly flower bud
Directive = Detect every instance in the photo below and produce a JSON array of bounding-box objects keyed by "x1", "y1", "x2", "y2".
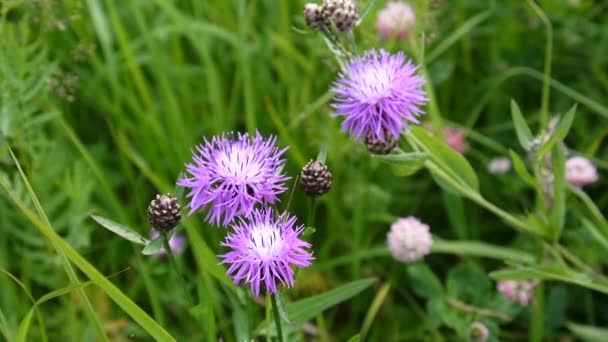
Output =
[
  {"x1": 300, "y1": 160, "x2": 333, "y2": 197},
  {"x1": 147, "y1": 194, "x2": 181, "y2": 232},
  {"x1": 321, "y1": 0, "x2": 358, "y2": 33},
  {"x1": 364, "y1": 133, "x2": 398, "y2": 155},
  {"x1": 304, "y1": 3, "x2": 324, "y2": 30}
]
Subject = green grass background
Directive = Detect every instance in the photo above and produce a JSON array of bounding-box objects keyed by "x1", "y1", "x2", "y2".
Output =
[{"x1": 1, "y1": 0, "x2": 608, "y2": 340}]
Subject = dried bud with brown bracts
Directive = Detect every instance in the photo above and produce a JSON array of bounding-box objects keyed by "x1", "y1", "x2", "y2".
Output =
[
  {"x1": 321, "y1": 0, "x2": 358, "y2": 32},
  {"x1": 300, "y1": 160, "x2": 333, "y2": 197},
  {"x1": 364, "y1": 133, "x2": 398, "y2": 155},
  {"x1": 147, "y1": 194, "x2": 181, "y2": 232},
  {"x1": 304, "y1": 3, "x2": 324, "y2": 30}
]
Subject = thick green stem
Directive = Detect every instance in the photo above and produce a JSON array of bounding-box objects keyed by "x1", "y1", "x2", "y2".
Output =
[
  {"x1": 162, "y1": 232, "x2": 192, "y2": 305},
  {"x1": 270, "y1": 293, "x2": 284, "y2": 342}
]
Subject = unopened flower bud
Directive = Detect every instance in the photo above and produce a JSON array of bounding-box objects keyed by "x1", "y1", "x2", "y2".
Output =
[
  {"x1": 147, "y1": 194, "x2": 181, "y2": 232},
  {"x1": 322, "y1": 0, "x2": 358, "y2": 33},
  {"x1": 301, "y1": 160, "x2": 333, "y2": 197},
  {"x1": 304, "y1": 3, "x2": 324, "y2": 29},
  {"x1": 365, "y1": 133, "x2": 398, "y2": 155}
]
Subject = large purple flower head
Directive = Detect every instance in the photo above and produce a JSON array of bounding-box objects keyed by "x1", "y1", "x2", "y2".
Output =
[
  {"x1": 177, "y1": 132, "x2": 289, "y2": 227},
  {"x1": 331, "y1": 49, "x2": 427, "y2": 143},
  {"x1": 219, "y1": 208, "x2": 314, "y2": 296}
]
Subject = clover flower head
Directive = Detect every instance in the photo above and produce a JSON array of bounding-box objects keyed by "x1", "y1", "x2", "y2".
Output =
[
  {"x1": 387, "y1": 216, "x2": 432, "y2": 263},
  {"x1": 376, "y1": 1, "x2": 416, "y2": 41},
  {"x1": 219, "y1": 208, "x2": 314, "y2": 296},
  {"x1": 177, "y1": 132, "x2": 289, "y2": 227},
  {"x1": 565, "y1": 156, "x2": 598, "y2": 187},
  {"x1": 488, "y1": 157, "x2": 512, "y2": 174},
  {"x1": 331, "y1": 49, "x2": 427, "y2": 143},
  {"x1": 497, "y1": 280, "x2": 536, "y2": 306}
]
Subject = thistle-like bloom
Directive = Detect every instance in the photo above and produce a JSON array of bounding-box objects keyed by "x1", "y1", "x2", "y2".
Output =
[
  {"x1": 331, "y1": 49, "x2": 427, "y2": 143},
  {"x1": 178, "y1": 132, "x2": 289, "y2": 227},
  {"x1": 149, "y1": 230, "x2": 187, "y2": 259},
  {"x1": 376, "y1": 1, "x2": 416, "y2": 41},
  {"x1": 220, "y1": 208, "x2": 314, "y2": 296},
  {"x1": 488, "y1": 157, "x2": 511, "y2": 174},
  {"x1": 497, "y1": 280, "x2": 536, "y2": 306},
  {"x1": 387, "y1": 216, "x2": 432, "y2": 263},
  {"x1": 565, "y1": 156, "x2": 598, "y2": 187}
]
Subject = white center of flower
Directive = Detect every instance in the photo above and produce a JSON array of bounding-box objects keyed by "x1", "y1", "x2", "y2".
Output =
[
  {"x1": 218, "y1": 147, "x2": 263, "y2": 184},
  {"x1": 355, "y1": 65, "x2": 393, "y2": 104},
  {"x1": 248, "y1": 224, "x2": 283, "y2": 260}
]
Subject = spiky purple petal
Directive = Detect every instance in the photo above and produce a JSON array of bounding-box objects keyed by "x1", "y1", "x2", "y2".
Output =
[{"x1": 219, "y1": 208, "x2": 314, "y2": 296}]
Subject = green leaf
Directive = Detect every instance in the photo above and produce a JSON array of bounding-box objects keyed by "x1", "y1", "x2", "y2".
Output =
[
  {"x1": 360, "y1": 282, "x2": 391, "y2": 341},
  {"x1": 287, "y1": 278, "x2": 376, "y2": 324},
  {"x1": 91, "y1": 215, "x2": 148, "y2": 245},
  {"x1": 432, "y1": 240, "x2": 535, "y2": 264},
  {"x1": 347, "y1": 335, "x2": 361, "y2": 342},
  {"x1": 537, "y1": 105, "x2": 576, "y2": 157},
  {"x1": 407, "y1": 263, "x2": 444, "y2": 299},
  {"x1": 410, "y1": 127, "x2": 479, "y2": 191},
  {"x1": 510, "y1": 99, "x2": 534, "y2": 150},
  {"x1": 257, "y1": 278, "x2": 376, "y2": 335},
  {"x1": 490, "y1": 267, "x2": 608, "y2": 295},
  {"x1": 275, "y1": 292, "x2": 291, "y2": 324},
  {"x1": 567, "y1": 322, "x2": 608, "y2": 342},
  {"x1": 141, "y1": 236, "x2": 164, "y2": 255},
  {"x1": 509, "y1": 150, "x2": 536, "y2": 187},
  {"x1": 374, "y1": 152, "x2": 429, "y2": 177},
  {"x1": 582, "y1": 218, "x2": 608, "y2": 252},
  {"x1": 550, "y1": 143, "x2": 566, "y2": 240}
]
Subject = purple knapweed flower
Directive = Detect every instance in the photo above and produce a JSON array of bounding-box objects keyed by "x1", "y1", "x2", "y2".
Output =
[
  {"x1": 149, "y1": 229, "x2": 187, "y2": 259},
  {"x1": 331, "y1": 49, "x2": 427, "y2": 143},
  {"x1": 387, "y1": 216, "x2": 432, "y2": 263},
  {"x1": 177, "y1": 132, "x2": 289, "y2": 227},
  {"x1": 565, "y1": 156, "x2": 598, "y2": 187},
  {"x1": 219, "y1": 208, "x2": 314, "y2": 296}
]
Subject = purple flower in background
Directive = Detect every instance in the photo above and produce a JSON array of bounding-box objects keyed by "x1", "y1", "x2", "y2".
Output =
[
  {"x1": 387, "y1": 216, "x2": 432, "y2": 263},
  {"x1": 178, "y1": 132, "x2": 289, "y2": 227},
  {"x1": 331, "y1": 49, "x2": 427, "y2": 143},
  {"x1": 219, "y1": 208, "x2": 314, "y2": 296},
  {"x1": 149, "y1": 229, "x2": 186, "y2": 259}
]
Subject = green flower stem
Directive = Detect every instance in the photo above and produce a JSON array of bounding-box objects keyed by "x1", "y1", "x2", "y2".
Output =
[
  {"x1": 425, "y1": 162, "x2": 540, "y2": 236},
  {"x1": 270, "y1": 293, "x2": 284, "y2": 342},
  {"x1": 162, "y1": 232, "x2": 193, "y2": 305}
]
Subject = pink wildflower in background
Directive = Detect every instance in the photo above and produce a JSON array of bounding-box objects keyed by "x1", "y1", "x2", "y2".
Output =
[
  {"x1": 387, "y1": 216, "x2": 432, "y2": 263},
  {"x1": 178, "y1": 132, "x2": 289, "y2": 227},
  {"x1": 149, "y1": 230, "x2": 186, "y2": 259},
  {"x1": 331, "y1": 49, "x2": 427, "y2": 144},
  {"x1": 219, "y1": 208, "x2": 314, "y2": 296},
  {"x1": 565, "y1": 156, "x2": 598, "y2": 187},
  {"x1": 376, "y1": 1, "x2": 416, "y2": 41},
  {"x1": 497, "y1": 280, "x2": 536, "y2": 305},
  {"x1": 443, "y1": 127, "x2": 468, "y2": 154},
  {"x1": 488, "y1": 157, "x2": 511, "y2": 174}
]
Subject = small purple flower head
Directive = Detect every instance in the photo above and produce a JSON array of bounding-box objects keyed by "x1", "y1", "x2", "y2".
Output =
[
  {"x1": 387, "y1": 216, "x2": 432, "y2": 263},
  {"x1": 331, "y1": 49, "x2": 427, "y2": 143},
  {"x1": 219, "y1": 208, "x2": 314, "y2": 296},
  {"x1": 177, "y1": 132, "x2": 290, "y2": 227},
  {"x1": 565, "y1": 156, "x2": 598, "y2": 187},
  {"x1": 376, "y1": 1, "x2": 416, "y2": 41},
  {"x1": 149, "y1": 229, "x2": 187, "y2": 259}
]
